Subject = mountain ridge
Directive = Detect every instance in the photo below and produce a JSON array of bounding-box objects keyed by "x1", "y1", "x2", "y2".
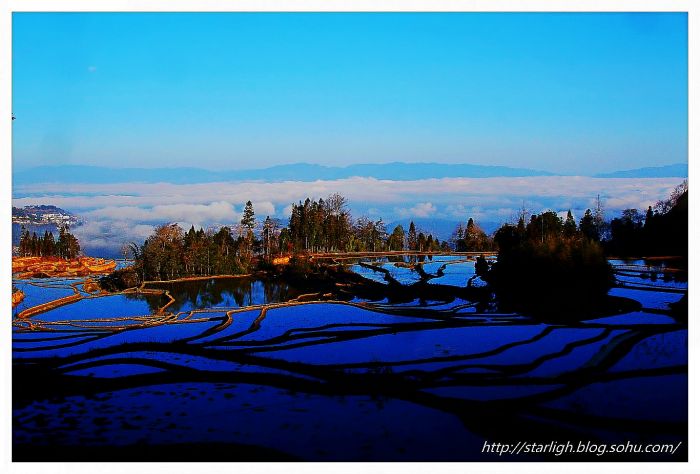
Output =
[
  {"x1": 593, "y1": 163, "x2": 687, "y2": 178},
  {"x1": 13, "y1": 161, "x2": 687, "y2": 185},
  {"x1": 13, "y1": 162, "x2": 554, "y2": 185}
]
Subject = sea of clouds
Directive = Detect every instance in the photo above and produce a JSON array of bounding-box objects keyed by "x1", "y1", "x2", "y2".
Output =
[{"x1": 12, "y1": 176, "x2": 683, "y2": 257}]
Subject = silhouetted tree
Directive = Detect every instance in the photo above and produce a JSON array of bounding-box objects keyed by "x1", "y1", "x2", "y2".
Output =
[
  {"x1": 579, "y1": 209, "x2": 599, "y2": 241},
  {"x1": 563, "y1": 210, "x2": 577, "y2": 237},
  {"x1": 487, "y1": 211, "x2": 613, "y2": 319}
]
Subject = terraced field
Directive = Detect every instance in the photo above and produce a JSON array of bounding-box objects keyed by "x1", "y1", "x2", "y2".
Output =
[{"x1": 12, "y1": 256, "x2": 687, "y2": 461}]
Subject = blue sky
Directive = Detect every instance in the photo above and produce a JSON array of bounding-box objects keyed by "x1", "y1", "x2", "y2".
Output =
[{"x1": 13, "y1": 12, "x2": 687, "y2": 174}]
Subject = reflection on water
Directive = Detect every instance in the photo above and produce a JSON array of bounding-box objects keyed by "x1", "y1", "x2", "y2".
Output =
[
  {"x1": 12, "y1": 254, "x2": 687, "y2": 461},
  {"x1": 144, "y1": 277, "x2": 301, "y2": 313}
]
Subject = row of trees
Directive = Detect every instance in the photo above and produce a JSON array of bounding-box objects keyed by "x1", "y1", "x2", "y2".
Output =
[
  {"x1": 287, "y1": 194, "x2": 353, "y2": 252},
  {"x1": 493, "y1": 208, "x2": 605, "y2": 250},
  {"x1": 131, "y1": 224, "x2": 253, "y2": 281},
  {"x1": 605, "y1": 181, "x2": 687, "y2": 257},
  {"x1": 128, "y1": 182, "x2": 687, "y2": 281},
  {"x1": 486, "y1": 209, "x2": 614, "y2": 318},
  {"x1": 130, "y1": 194, "x2": 448, "y2": 280},
  {"x1": 481, "y1": 182, "x2": 688, "y2": 318},
  {"x1": 285, "y1": 194, "x2": 446, "y2": 253},
  {"x1": 449, "y1": 186, "x2": 676, "y2": 254},
  {"x1": 17, "y1": 225, "x2": 81, "y2": 259}
]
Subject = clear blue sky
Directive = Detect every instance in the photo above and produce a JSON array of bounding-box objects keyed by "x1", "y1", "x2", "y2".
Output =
[{"x1": 12, "y1": 12, "x2": 688, "y2": 174}]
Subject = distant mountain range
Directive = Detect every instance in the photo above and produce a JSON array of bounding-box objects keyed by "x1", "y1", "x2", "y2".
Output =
[
  {"x1": 13, "y1": 162, "x2": 687, "y2": 185},
  {"x1": 593, "y1": 163, "x2": 687, "y2": 178},
  {"x1": 13, "y1": 162, "x2": 552, "y2": 185}
]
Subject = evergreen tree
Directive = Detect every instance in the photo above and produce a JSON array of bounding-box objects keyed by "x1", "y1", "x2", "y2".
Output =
[
  {"x1": 241, "y1": 201, "x2": 256, "y2": 235},
  {"x1": 644, "y1": 206, "x2": 654, "y2": 227},
  {"x1": 563, "y1": 210, "x2": 577, "y2": 237},
  {"x1": 462, "y1": 217, "x2": 490, "y2": 251},
  {"x1": 593, "y1": 194, "x2": 606, "y2": 240},
  {"x1": 18, "y1": 226, "x2": 29, "y2": 256},
  {"x1": 579, "y1": 209, "x2": 599, "y2": 241},
  {"x1": 43, "y1": 231, "x2": 56, "y2": 256},
  {"x1": 262, "y1": 216, "x2": 277, "y2": 259},
  {"x1": 407, "y1": 221, "x2": 417, "y2": 251},
  {"x1": 240, "y1": 201, "x2": 256, "y2": 260},
  {"x1": 31, "y1": 232, "x2": 39, "y2": 256},
  {"x1": 417, "y1": 232, "x2": 427, "y2": 252},
  {"x1": 387, "y1": 225, "x2": 405, "y2": 251}
]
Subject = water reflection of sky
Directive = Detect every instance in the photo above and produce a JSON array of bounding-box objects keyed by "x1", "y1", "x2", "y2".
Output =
[
  {"x1": 12, "y1": 254, "x2": 688, "y2": 461},
  {"x1": 148, "y1": 278, "x2": 301, "y2": 312}
]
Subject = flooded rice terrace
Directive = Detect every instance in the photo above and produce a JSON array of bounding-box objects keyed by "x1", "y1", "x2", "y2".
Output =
[{"x1": 12, "y1": 255, "x2": 688, "y2": 461}]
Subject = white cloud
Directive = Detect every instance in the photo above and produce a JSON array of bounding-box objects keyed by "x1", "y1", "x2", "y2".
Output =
[
  {"x1": 396, "y1": 202, "x2": 437, "y2": 218},
  {"x1": 253, "y1": 201, "x2": 276, "y2": 218},
  {"x1": 82, "y1": 201, "x2": 240, "y2": 227},
  {"x1": 13, "y1": 176, "x2": 684, "y2": 251},
  {"x1": 71, "y1": 219, "x2": 155, "y2": 254},
  {"x1": 15, "y1": 176, "x2": 680, "y2": 216}
]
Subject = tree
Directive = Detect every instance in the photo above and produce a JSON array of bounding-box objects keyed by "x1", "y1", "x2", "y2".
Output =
[
  {"x1": 287, "y1": 193, "x2": 353, "y2": 252},
  {"x1": 602, "y1": 182, "x2": 687, "y2": 258},
  {"x1": 407, "y1": 221, "x2": 417, "y2": 251},
  {"x1": 579, "y1": 209, "x2": 599, "y2": 241},
  {"x1": 607, "y1": 209, "x2": 647, "y2": 257},
  {"x1": 655, "y1": 180, "x2": 687, "y2": 214},
  {"x1": 43, "y1": 231, "x2": 55, "y2": 256},
  {"x1": 212, "y1": 226, "x2": 238, "y2": 273},
  {"x1": 31, "y1": 232, "x2": 39, "y2": 256},
  {"x1": 526, "y1": 211, "x2": 563, "y2": 243},
  {"x1": 644, "y1": 206, "x2": 654, "y2": 228},
  {"x1": 325, "y1": 193, "x2": 352, "y2": 252},
  {"x1": 18, "y1": 226, "x2": 29, "y2": 256},
  {"x1": 563, "y1": 210, "x2": 577, "y2": 238},
  {"x1": 57, "y1": 225, "x2": 80, "y2": 259},
  {"x1": 241, "y1": 201, "x2": 256, "y2": 236},
  {"x1": 461, "y1": 217, "x2": 491, "y2": 251},
  {"x1": 262, "y1": 216, "x2": 278, "y2": 259},
  {"x1": 372, "y1": 219, "x2": 386, "y2": 252},
  {"x1": 417, "y1": 232, "x2": 427, "y2": 252},
  {"x1": 621, "y1": 208, "x2": 644, "y2": 226},
  {"x1": 493, "y1": 223, "x2": 524, "y2": 252},
  {"x1": 488, "y1": 210, "x2": 613, "y2": 319},
  {"x1": 239, "y1": 201, "x2": 256, "y2": 260},
  {"x1": 387, "y1": 225, "x2": 405, "y2": 251},
  {"x1": 278, "y1": 228, "x2": 291, "y2": 254},
  {"x1": 141, "y1": 223, "x2": 184, "y2": 280},
  {"x1": 593, "y1": 194, "x2": 606, "y2": 240},
  {"x1": 352, "y1": 217, "x2": 386, "y2": 252}
]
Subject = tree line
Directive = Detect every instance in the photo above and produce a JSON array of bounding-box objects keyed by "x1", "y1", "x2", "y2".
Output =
[
  {"x1": 450, "y1": 180, "x2": 687, "y2": 258},
  {"x1": 17, "y1": 225, "x2": 81, "y2": 259},
  {"x1": 124, "y1": 181, "x2": 687, "y2": 282},
  {"x1": 285, "y1": 194, "x2": 448, "y2": 253},
  {"x1": 128, "y1": 194, "x2": 448, "y2": 281},
  {"x1": 605, "y1": 181, "x2": 687, "y2": 257},
  {"x1": 485, "y1": 208, "x2": 614, "y2": 318},
  {"x1": 479, "y1": 181, "x2": 688, "y2": 318}
]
